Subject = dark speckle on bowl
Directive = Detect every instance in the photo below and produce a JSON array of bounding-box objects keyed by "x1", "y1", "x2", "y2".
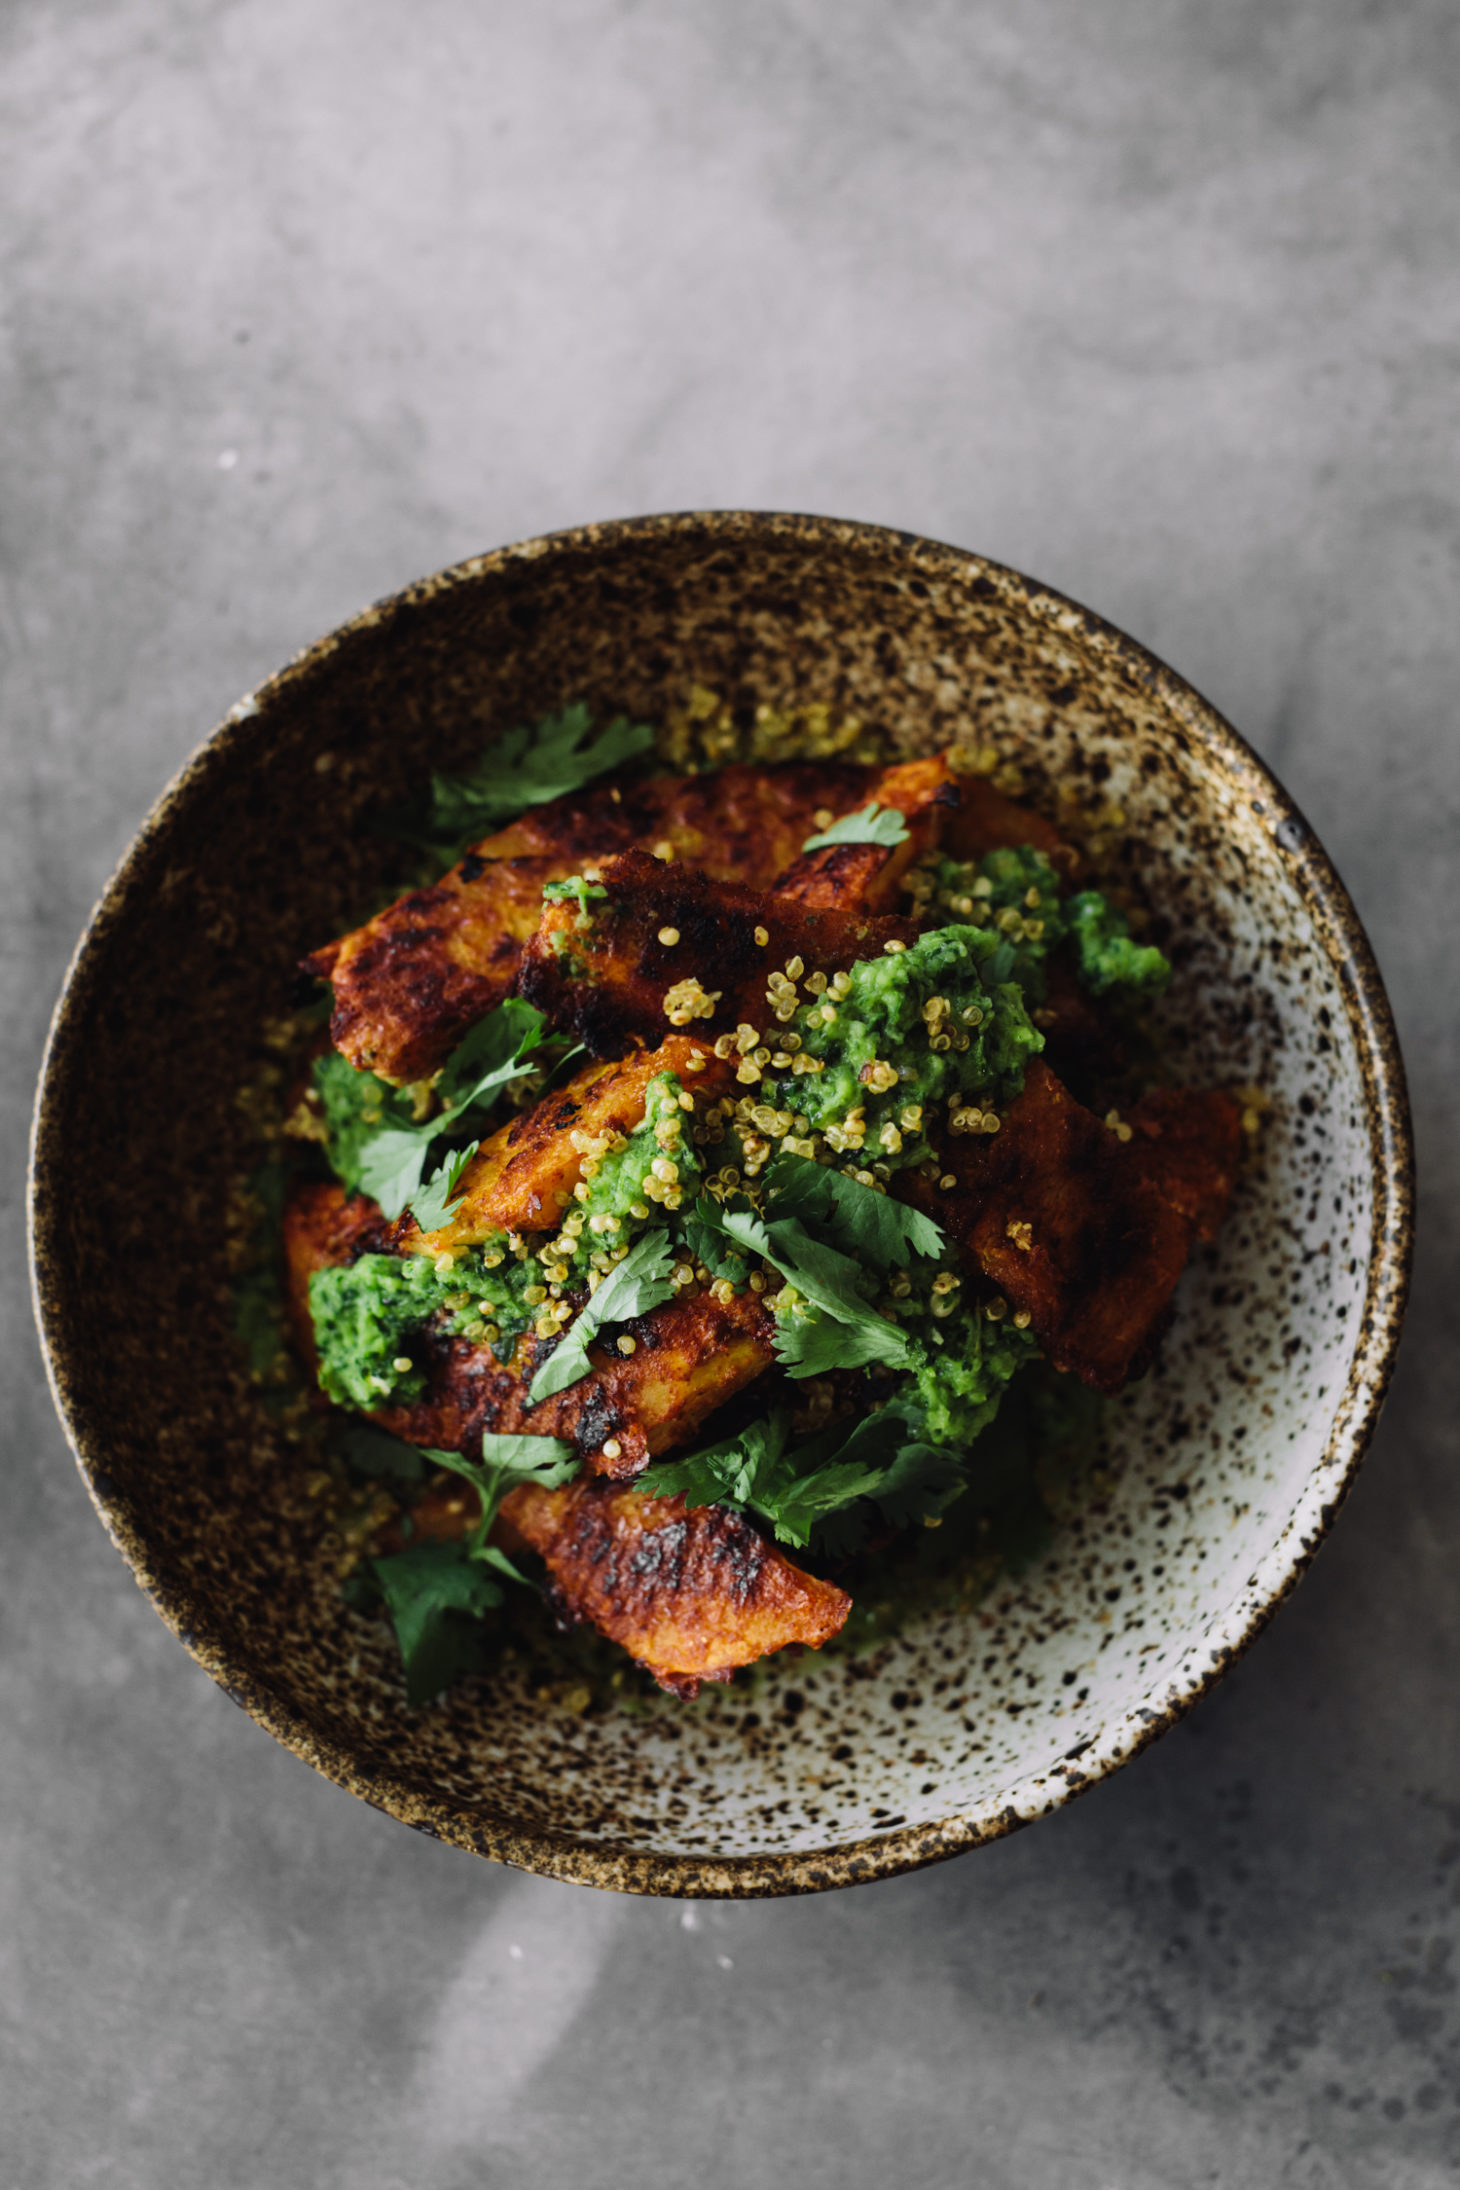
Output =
[{"x1": 28, "y1": 512, "x2": 1412, "y2": 1897}]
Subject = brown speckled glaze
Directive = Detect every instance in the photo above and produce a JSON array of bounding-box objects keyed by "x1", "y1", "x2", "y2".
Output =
[{"x1": 28, "y1": 513, "x2": 1413, "y2": 1897}]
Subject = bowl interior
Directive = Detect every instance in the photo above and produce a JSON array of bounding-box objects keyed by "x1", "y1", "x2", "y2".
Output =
[{"x1": 31, "y1": 514, "x2": 1408, "y2": 1894}]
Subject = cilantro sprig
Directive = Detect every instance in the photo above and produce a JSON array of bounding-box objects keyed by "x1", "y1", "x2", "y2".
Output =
[
  {"x1": 408, "y1": 1142, "x2": 481, "y2": 1233},
  {"x1": 355, "y1": 1429, "x2": 577, "y2": 1704},
  {"x1": 528, "y1": 1230, "x2": 679, "y2": 1401},
  {"x1": 638, "y1": 1403, "x2": 965, "y2": 1552},
  {"x1": 763, "y1": 1151, "x2": 944, "y2": 1269},
  {"x1": 801, "y1": 802, "x2": 910, "y2": 852},
  {"x1": 340, "y1": 999, "x2": 568, "y2": 1224},
  {"x1": 425, "y1": 1432, "x2": 578, "y2": 1573},
  {"x1": 393, "y1": 702, "x2": 656, "y2": 862},
  {"x1": 363, "y1": 1545, "x2": 502, "y2": 1706},
  {"x1": 692, "y1": 1196, "x2": 912, "y2": 1377}
]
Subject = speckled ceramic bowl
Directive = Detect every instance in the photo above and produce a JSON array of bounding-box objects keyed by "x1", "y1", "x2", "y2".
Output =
[{"x1": 30, "y1": 513, "x2": 1412, "y2": 1895}]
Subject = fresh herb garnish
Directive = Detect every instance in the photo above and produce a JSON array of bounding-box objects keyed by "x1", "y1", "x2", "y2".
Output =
[
  {"x1": 528, "y1": 1230, "x2": 680, "y2": 1401},
  {"x1": 679, "y1": 1213, "x2": 748, "y2": 1287},
  {"x1": 763, "y1": 1151, "x2": 944, "y2": 1269},
  {"x1": 638, "y1": 1408, "x2": 882, "y2": 1547},
  {"x1": 425, "y1": 1432, "x2": 578, "y2": 1575},
  {"x1": 541, "y1": 875, "x2": 610, "y2": 924},
  {"x1": 395, "y1": 703, "x2": 656, "y2": 860},
  {"x1": 801, "y1": 802, "x2": 910, "y2": 852},
  {"x1": 365, "y1": 1543, "x2": 502, "y2": 1705},
  {"x1": 351, "y1": 999, "x2": 556, "y2": 1222},
  {"x1": 638, "y1": 1403, "x2": 965, "y2": 1551},
  {"x1": 409, "y1": 1142, "x2": 481, "y2": 1233},
  {"x1": 357, "y1": 1429, "x2": 577, "y2": 1704},
  {"x1": 694, "y1": 1197, "x2": 911, "y2": 1376},
  {"x1": 771, "y1": 1300, "x2": 904, "y2": 1376}
]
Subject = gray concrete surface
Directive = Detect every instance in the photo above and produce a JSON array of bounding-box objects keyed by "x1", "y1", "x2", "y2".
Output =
[{"x1": 4, "y1": 3, "x2": 1458, "y2": 2184}]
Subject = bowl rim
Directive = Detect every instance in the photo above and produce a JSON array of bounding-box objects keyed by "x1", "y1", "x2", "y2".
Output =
[{"x1": 28, "y1": 508, "x2": 1415, "y2": 1897}]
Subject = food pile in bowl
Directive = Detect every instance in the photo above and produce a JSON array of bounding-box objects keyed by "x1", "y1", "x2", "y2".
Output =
[
  {"x1": 32, "y1": 515, "x2": 1407, "y2": 1888},
  {"x1": 281, "y1": 705, "x2": 1243, "y2": 1707}
]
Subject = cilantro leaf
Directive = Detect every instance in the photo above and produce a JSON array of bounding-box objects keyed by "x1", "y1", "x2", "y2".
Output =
[
  {"x1": 528, "y1": 1231, "x2": 679, "y2": 1401},
  {"x1": 637, "y1": 1432, "x2": 750, "y2": 1511},
  {"x1": 692, "y1": 1197, "x2": 911, "y2": 1377},
  {"x1": 396, "y1": 704, "x2": 657, "y2": 860},
  {"x1": 801, "y1": 802, "x2": 910, "y2": 852},
  {"x1": 860, "y1": 1438, "x2": 969, "y2": 1530},
  {"x1": 680, "y1": 1215, "x2": 748, "y2": 1287},
  {"x1": 433, "y1": 998, "x2": 550, "y2": 1112},
  {"x1": 368, "y1": 1541, "x2": 502, "y2": 1705},
  {"x1": 352, "y1": 999, "x2": 552, "y2": 1221},
  {"x1": 762, "y1": 1219, "x2": 880, "y2": 1321},
  {"x1": 764, "y1": 1152, "x2": 944, "y2": 1269},
  {"x1": 355, "y1": 1428, "x2": 579, "y2": 1704},
  {"x1": 476, "y1": 1542, "x2": 536, "y2": 1588},
  {"x1": 746, "y1": 1458, "x2": 891, "y2": 1548},
  {"x1": 704, "y1": 1198, "x2": 773, "y2": 1261},
  {"x1": 638, "y1": 1409, "x2": 868, "y2": 1545},
  {"x1": 424, "y1": 1431, "x2": 577, "y2": 1547},
  {"x1": 772, "y1": 1308, "x2": 904, "y2": 1377},
  {"x1": 353, "y1": 1125, "x2": 439, "y2": 1223},
  {"x1": 639, "y1": 1402, "x2": 965, "y2": 1550},
  {"x1": 476, "y1": 1430, "x2": 579, "y2": 1475},
  {"x1": 410, "y1": 1141, "x2": 479, "y2": 1232}
]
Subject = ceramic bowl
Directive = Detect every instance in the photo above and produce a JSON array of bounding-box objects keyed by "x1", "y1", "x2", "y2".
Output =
[{"x1": 29, "y1": 512, "x2": 1412, "y2": 1896}]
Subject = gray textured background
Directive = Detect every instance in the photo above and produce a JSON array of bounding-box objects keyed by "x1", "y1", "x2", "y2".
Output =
[{"x1": 5, "y1": 3, "x2": 1457, "y2": 2185}]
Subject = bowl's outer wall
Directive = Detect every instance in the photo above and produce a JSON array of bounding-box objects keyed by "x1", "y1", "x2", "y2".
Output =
[{"x1": 30, "y1": 513, "x2": 1412, "y2": 1896}]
